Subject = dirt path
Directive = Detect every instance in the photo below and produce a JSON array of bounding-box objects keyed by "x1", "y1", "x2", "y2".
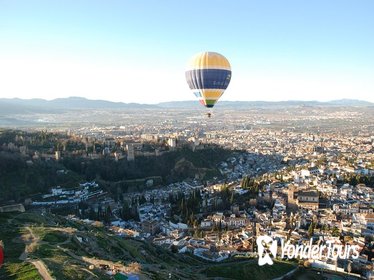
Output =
[
  {"x1": 18, "y1": 226, "x2": 55, "y2": 280},
  {"x1": 30, "y1": 259, "x2": 54, "y2": 280},
  {"x1": 57, "y1": 245, "x2": 147, "y2": 279},
  {"x1": 18, "y1": 226, "x2": 38, "y2": 261}
]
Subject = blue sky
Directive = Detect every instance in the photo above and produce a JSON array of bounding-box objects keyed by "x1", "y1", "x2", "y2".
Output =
[{"x1": 0, "y1": 0, "x2": 373, "y2": 103}]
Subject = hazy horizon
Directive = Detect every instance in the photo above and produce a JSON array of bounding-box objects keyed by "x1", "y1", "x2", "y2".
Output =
[
  {"x1": 1, "y1": 95, "x2": 373, "y2": 105},
  {"x1": 1, "y1": 1, "x2": 374, "y2": 103}
]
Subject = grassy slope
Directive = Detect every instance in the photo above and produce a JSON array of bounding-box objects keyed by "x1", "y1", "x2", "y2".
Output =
[
  {"x1": 204, "y1": 260, "x2": 296, "y2": 280},
  {"x1": 0, "y1": 212, "x2": 296, "y2": 280},
  {"x1": 0, "y1": 213, "x2": 42, "y2": 280}
]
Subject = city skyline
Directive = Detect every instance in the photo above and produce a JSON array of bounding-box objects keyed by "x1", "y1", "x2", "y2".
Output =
[{"x1": 1, "y1": 0, "x2": 374, "y2": 103}]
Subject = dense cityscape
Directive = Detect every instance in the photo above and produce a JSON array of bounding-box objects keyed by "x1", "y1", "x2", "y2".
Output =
[
  {"x1": 1, "y1": 0, "x2": 373, "y2": 279},
  {"x1": 0, "y1": 102, "x2": 373, "y2": 279}
]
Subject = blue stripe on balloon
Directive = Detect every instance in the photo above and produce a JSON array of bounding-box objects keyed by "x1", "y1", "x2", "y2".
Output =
[
  {"x1": 185, "y1": 69, "x2": 231, "y2": 90},
  {"x1": 193, "y1": 91, "x2": 202, "y2": 98}
]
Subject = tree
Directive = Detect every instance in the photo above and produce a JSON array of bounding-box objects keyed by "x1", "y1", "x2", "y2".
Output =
[
  {"x1": 88, "y1": 207, "x2": 96, "y2": 220},
  {"x1": 121, "y1": 201, "x2": 132, "y2": 220},
  {"x1": 97, "y1": 205, "x2": 102, "y2": 220},
  {"x1": 230, "y1": 191, "x2": 234, "y2": 205},
  {"x1": 170, "y1": 245, "x2": 178, "y2": 253},
  {"x1": 139, "y1": 195, "x2": 147, "y2": 205},
  {"x1": 188, "y1": 212, "x2": 195, "y2": 227},
  {"x1": 218, "y1": 220, "x2": 223, "y2": 242},
  {"x1": 321, "y1": 224, "x2": 327, "y2": 232},
  {"x1": 308, "y1": 222, "x2": 315, "y2": 237},
  {"x1": 331, "y1": 226, "x2": 340, "y2": 237},
  {"x1": 180, "y1": 198, "x2": 185, "y2": 214},
  {"x1": 104, "y1": 205, "x2": 112, "y2": 224}
]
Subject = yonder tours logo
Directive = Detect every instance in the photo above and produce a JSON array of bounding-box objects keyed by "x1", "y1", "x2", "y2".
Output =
[{"x1": 256, "y1": 235, "x2": 360, "y2": 266}]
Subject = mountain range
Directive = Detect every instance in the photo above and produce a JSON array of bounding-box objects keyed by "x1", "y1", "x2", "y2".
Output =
[{"x1": 0, "y1": 97, "x2": 372, "y2": 114}]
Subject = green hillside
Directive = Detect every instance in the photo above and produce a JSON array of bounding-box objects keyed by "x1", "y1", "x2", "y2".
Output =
[{"x1": 0, "y1": 212, "x2": 296, "y2": 280}]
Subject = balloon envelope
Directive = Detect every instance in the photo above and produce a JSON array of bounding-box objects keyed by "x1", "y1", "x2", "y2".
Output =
[{"x1": 185, "y1": 52, "x2": 231, "y2": 108}]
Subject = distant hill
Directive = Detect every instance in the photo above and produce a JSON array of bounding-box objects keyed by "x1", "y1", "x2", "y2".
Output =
[
  {"x1": 158, "y1": 99, "x2": 374, "y2": 108},
  {"x1": 326, "y1": 99, "x2": 374, "y2": 106},
  {"x1": 0, "y1": 97, "x2": 372, "y2": 115},
  {"x1": 0, "y1": 97, "x2": 157, "y2": 111}
]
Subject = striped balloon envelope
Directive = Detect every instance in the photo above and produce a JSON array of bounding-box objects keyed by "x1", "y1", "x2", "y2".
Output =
[{"x1": 185, "y1": 52, "x2": 231, "y2": 109}]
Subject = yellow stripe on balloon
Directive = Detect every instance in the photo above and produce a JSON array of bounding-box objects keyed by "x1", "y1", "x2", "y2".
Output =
[
  {"x1": 186, "y1": 52, "x2": 231, "y2": 71},
  {"x1": 200, "y1": 89, "x2": 224, "y2": 100}
]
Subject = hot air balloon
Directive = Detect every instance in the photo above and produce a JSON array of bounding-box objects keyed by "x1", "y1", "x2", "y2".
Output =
[{"x1": 185, "y1": 52, "x2": 231, "y2": 117}]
